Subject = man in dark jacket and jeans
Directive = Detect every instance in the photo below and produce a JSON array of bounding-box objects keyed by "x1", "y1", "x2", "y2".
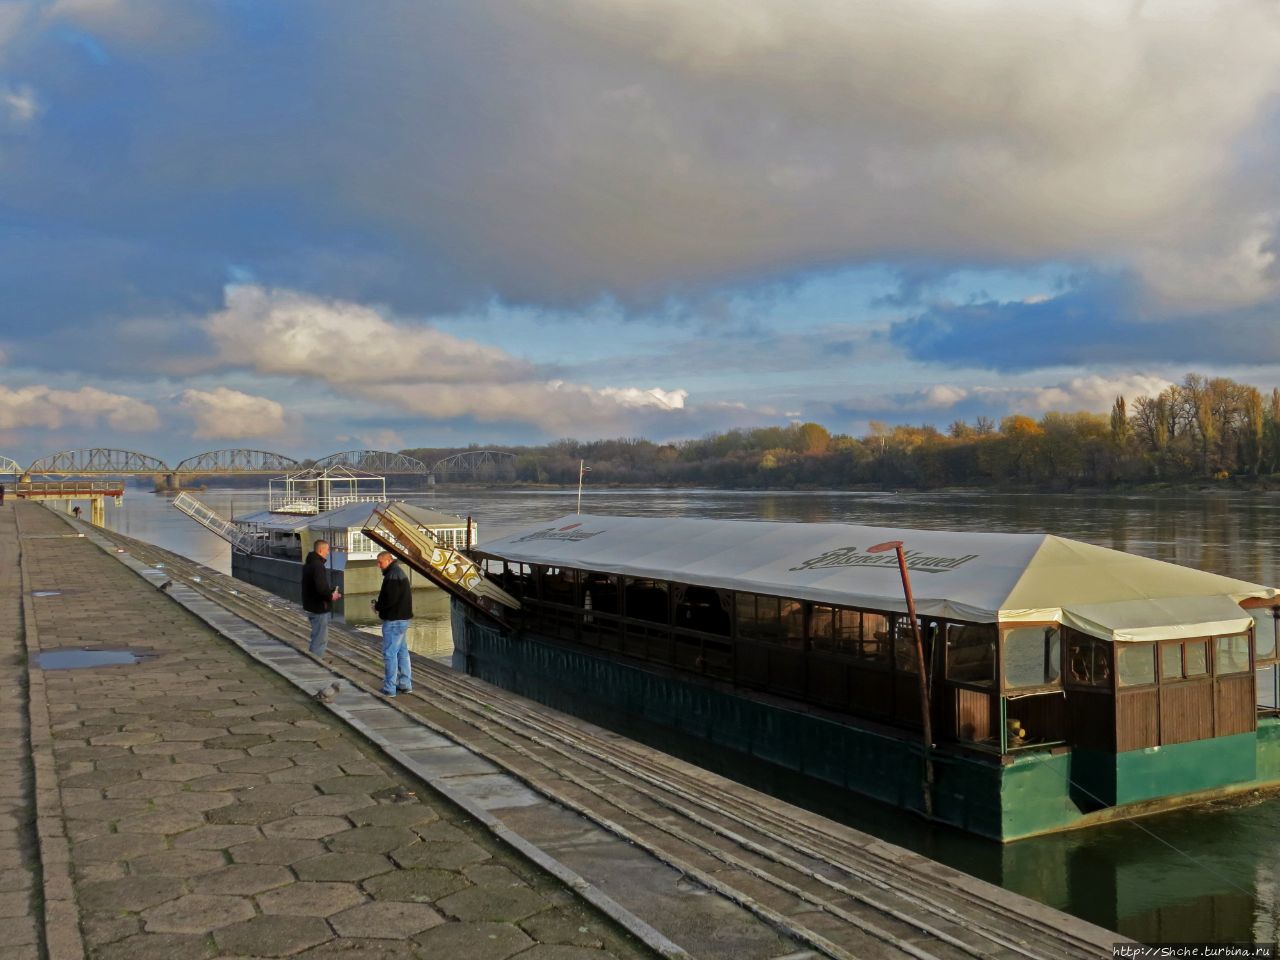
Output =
[
  {"x1": 372, "y1": 551, "x2": 413, "y2": 696},
  {"x1": 301, "y1": 539, "x2": 341, "y2": 656}
]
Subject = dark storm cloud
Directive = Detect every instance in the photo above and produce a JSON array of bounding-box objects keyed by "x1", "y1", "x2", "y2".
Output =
[
  {"x1": 887, "y1": 275, "x2": 1280, "y2": 372},
  {"x1": 2, "y1": 0, "x2": 1279, "y2": 346}
]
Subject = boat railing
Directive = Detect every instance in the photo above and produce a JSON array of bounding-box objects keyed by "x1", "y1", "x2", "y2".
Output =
[{"x1": 267, "y1": 493, "x2": 387, "y2": 514}]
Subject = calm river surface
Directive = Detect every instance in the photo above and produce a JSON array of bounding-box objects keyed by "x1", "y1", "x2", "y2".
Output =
[{"x1": 101, "y1": 484, "x2": 1280, "y2": 943}]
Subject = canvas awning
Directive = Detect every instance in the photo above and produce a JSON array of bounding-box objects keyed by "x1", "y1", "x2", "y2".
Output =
[{"x1": 475, "y1": 514, "x2": 1277, "y2": 643}]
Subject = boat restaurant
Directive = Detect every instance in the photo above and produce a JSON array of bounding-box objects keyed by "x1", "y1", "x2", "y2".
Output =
[{"x1": 461, "y1": 515, "x2": 1280, "y2": 841}]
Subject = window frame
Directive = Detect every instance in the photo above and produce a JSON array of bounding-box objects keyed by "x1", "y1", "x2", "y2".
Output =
[{"x1": 999, "y1": 623, "x2": 1062, "y2": 694}]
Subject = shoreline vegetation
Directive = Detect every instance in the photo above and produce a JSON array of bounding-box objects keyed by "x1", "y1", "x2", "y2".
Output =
[{"x1": 398, "y1": 374, "x2": 1280, "y2": 495}]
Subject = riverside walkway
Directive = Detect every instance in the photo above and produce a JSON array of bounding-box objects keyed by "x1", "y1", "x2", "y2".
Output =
[{"x1": 4, "y1": 500, "x2": 1124, "y2": 960}]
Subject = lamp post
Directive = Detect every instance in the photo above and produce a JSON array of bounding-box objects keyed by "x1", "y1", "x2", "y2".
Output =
[
  {"x1": 576, "y1": 460, "x2": 590, "y2": 514},
  {"x1": 868, "y1": 540, "x2": 935, "y2": 817}
]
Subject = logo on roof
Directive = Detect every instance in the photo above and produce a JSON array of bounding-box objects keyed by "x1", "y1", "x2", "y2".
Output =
[
  {"x1": 789, "y1": 546, "x2": 978, "y2": 574},
  {"x1": 513, "y1": 525, "x2": 603, "y2": 543}
]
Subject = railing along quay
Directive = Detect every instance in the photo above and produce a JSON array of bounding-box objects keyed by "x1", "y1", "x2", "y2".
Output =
[{"x1": 86, "y1": 521, "x2": 1120, "y2": 960}]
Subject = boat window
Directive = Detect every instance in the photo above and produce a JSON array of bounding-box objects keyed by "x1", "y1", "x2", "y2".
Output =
[
  {"x1": 737, "y1": 594, "x2": 805, "y2": 648},
  {"x1": 1066, "y1": 634, "x2": 1112, "y2": 687},
  {"x1": 1184, "y1": 641, "x2": 1208, "y2": 677},
  {"x1": 1160, "y1": 643, "x2": 1183, "y2": 681},
  {"x1": 861, "y1": 612, "x2": 892, "y2": 663},
  {"x1": 1258, "y1": 664, "x2": 1279, "y2": 712},
  {"x1": 1214, "y1": 634, "x2": 1250, "y2": 675},
  {"x1": 1003, "y1": 626, "x2": 1061, "y2": 689},
  {"x1": 810, "y1": 606, "x2": 890, "y2": 662},
  {"x1": 1251, "y1": 607, "x2": 1278, "y2": 662},
  {"x1": 540, "y1": 567, "x2": 577, "y2": 606},
  {"x1": 674, "y1": 585, "x2": 731, "y2": 636},
  {"x1": 946, "y1": 624, "x2": 995, "y2": 685},
  {"x1": 893, "y1": 618, "x2": 921, "y2": 674},
  {"x1": 1116, "y1": 644, "x2": 1155, "y2": 687},
  {"x1": 582, "y1": 573, "x2": 620, "y2": 616},
  {"x1": 624, "y1": 578, "x2": 669, "y2": 624}
]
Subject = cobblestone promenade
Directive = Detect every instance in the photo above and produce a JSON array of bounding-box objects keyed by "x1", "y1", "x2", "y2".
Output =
[{"x1": 3, "y1": 502, "x2": 654, "y2": 960}]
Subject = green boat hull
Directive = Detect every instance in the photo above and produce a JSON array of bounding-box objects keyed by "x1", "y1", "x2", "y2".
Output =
[{"x1": 455, "y1": 604, "x2": 1280, "y2": 841}]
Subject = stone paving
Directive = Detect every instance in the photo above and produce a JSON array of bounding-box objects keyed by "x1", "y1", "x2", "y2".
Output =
[
  {"x1": 8, "y1": 502, "x2": 656, "y2": 960},
  {"x1": 0, "y1": 505, "x2": 41, "y2": 960}
]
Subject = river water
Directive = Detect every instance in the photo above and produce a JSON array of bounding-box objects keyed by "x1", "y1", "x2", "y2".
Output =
[{"x1": 100, "y1": 484, "x2": 1280, "y2": 943}]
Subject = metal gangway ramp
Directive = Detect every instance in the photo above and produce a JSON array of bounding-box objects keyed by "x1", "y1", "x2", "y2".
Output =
[
  {"x1": 172, "y1": 492, "x2": 263, "y2": 554},
  {"x1": 362, "y1": 503, "x2": 519, "y2": 622}
]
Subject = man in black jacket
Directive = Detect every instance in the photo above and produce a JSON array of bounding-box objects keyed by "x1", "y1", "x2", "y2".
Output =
[
  {"x1": 372, "y1": 551, "x2": 413, "y2": 696},
  {"x1": 301, "y1": 539, "x2": 341, "y2": 656}
]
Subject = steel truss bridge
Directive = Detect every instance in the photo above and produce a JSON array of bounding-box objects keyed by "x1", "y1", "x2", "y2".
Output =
[
  {"x1": 9, "y1": 446, "x2": 518, "y2": 485},
  {"x1": 312, "y1": 450, "x2": 429, "y2": 474},
  {"x1": 430, "y1": 450, "x2": 517, "y2": 482},
  {"x1": 17, "y1": 448, "x2": 302, "y2": 485},
  {"x1": 174, "y1": 450, "x2": 301, "y2": 474}
]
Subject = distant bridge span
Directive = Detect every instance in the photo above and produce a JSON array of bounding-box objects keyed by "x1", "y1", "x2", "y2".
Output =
[
  {"x1": 24, "y1": 448, "x2": 171, "y2": 478},
  {"x1": 313, "y1": 450, "x2": 429, "y2": 475},
  {"x1": 0, "y1": 456, "x2": 20, "y2": 476},
  {"x1": 19, "y1": 446, "x2": 518, "y2": 483},
  {"x1": 431, "y1": 450, "x2": 517, "y2": 482},
  {"x1": 174, "y1": 449, "x2": 300, "y2": 475}
]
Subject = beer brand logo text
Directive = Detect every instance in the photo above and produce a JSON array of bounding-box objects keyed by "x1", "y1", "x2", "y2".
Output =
[
  {"x1": 789, "y1": 546, "x2": 978, "y2": 574},
  {"x1": 513, "y1": 526, "x2": 604, "y2": 543}
]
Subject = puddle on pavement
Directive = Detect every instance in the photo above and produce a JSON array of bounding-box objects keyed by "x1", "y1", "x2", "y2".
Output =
[{"x1": 37, "y1": 649, "x2": 150, "y2": 670}]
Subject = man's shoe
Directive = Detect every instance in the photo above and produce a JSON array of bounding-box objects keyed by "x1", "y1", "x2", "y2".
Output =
[
  {"x1": 380, "y1": 689, "x2": 397, "y2": 699},
  {"x1": 397, "y1": 686, "x2": 412, "y2": 694}
]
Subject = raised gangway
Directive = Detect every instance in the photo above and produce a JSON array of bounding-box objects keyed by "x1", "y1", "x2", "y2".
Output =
[
  {"x1": 171, "y1": 491, "x2": 264, "y2": 554},
  {"x1": 363, "y1": 502, "x2": 519, "y2": 617}
]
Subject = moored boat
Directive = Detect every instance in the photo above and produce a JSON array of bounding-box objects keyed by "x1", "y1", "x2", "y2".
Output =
[
  {"x1": 173, "y1": 465, "x2": 476, "y2": 600},
  {"x1": 454, "y1": 514, "x2": 1280, "y2": 841}
]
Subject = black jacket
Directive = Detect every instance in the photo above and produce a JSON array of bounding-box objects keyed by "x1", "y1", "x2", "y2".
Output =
[
  {"x1": 301, "y1": 551, "x2": 334, "y2": 614},
  {"x1": 374, "y1": 560, "x2": 413, "y2": 621}
]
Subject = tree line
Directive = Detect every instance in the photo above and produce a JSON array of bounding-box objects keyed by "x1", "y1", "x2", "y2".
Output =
[{"x1": 403, "y1": 374, "x2": 1280, "y2": 490}]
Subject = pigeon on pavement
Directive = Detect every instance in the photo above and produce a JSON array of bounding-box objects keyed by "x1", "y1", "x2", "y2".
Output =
[{"x1": 312, "y1": 681, "x2": 341, "y2": 703}]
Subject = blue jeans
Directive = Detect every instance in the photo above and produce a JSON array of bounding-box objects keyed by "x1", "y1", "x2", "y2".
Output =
[
  {"x1": 381, "y1": 619, "x2": 412, "y2": 694},
  {"x1": 307, "y1": 612, "x2": 330, "y2": 656}
]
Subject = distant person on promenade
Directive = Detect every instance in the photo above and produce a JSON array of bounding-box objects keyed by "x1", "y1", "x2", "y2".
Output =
[
  {"x1": 302, "y1": 539, "x2": 341, "y2": 656},
  {"x1": 372, "y1": 550, "x2": 413, "y2": 697},
  {"x1": 0, "y1": 483, "x2": 6, "y2": 505},
  {"x1": 72, "y1": 506, "x2": 82, "y2": 520}
]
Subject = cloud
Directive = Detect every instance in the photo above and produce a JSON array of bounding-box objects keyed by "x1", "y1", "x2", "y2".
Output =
[
  {"x1": 812, "y1": 373, "x2": 1179, "y2": 427},
  {"x1": 1009, "y1": 374, "x2": 1176, "y2": 413},
  {"x1": 205, "y1": 285, "x2": 528, "y2": 385},
  {"x1": 357, "y1": 428, "x2": 405, "y2": 452},
  {"x1": 203, "y1": 285, "x2": 693, "y2": 434},
  {"x1": 0, "y1": 384, "x2": 159, "y2": 431},
  {"x1": 887, "y1": 274, "x2": 1280, "y2": 371},
  {"x1": 177, "y1": 386, "x2": 287, "y2": 440},
  {"x1": 1, "y1": 0, "x2": 1279, "y2": 332},
  {"x1": 924, "y1": 374, "x2": 1177, "y2": 415},
  {"x1": 2, "y1": 83, "x2": 38, "y2": 124}
]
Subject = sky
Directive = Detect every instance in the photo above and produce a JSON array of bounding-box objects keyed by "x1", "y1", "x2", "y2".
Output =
[{"x1": 2, "y1": 0, "x2": 1280, "y2": 466}]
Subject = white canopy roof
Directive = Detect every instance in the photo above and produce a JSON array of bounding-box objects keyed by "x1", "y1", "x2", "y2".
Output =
[{"x1": 476, "y1": 514, "x2": 1277, "y2": 643}]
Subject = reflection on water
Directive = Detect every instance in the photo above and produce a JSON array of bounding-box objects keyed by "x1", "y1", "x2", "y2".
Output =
[{"x1": 101, "y1": 482, "x2": 1280, "y2": 942}]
